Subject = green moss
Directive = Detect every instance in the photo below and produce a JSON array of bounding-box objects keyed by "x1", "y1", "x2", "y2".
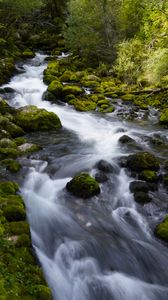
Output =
[
  {"x1": 0, "y1": 98, "x2": 13, "y2": 115},
  {"x1": 22, "y1": 49, "x2": 35, "y2": 58},
  {"x1": 0, "y1": 147, "x2": 18, "y2": 159},
  {"x1": 97, "y1": 99, "x2": 110, "y2": 106},
  {"x1": 66, "y1": 172, "x2": 100, "y2": 198},
  {"x1": 0, "y1": 138, "x2": 17, "y2": 149},
  {"x1": 0, "y1": 116, "x2": 24, "y2": 138},
  {"x1": 159, "y1": 108, "x2": 168, "y2": 126},
  {"x1": 139, "y1": 170, "x2": 158, "y2": 183},
  {"x1": 62, "y1": 85, "x2": 84, "y2": 96},
  {"x1": 47, "y1": 80, "x2": 63, "y2": 97},
  {"x1": 15, "y1": 105, "x2": 62, "y2": 132},
  {"x1": 2, "y1": 159, "x2": 21, "y2": 173},
  {"x1": 2, "y1": 205, "x2": 26, "y2": 222},
  {"x1": 0, "y1": 182, "x2": 19, "y2": 195},
  {"x1": 43, "y1": 73, "x2": 58, "y2": 85},
  {"x1": 126, "y1": 152, "x2": 160, "y2": 172},
  {"x1": 33, "y1": 285, "x2": 52, "y2": 300},
  {"x1": 5, "y1": 221, "x2": 30, "y2": 236},
  {"x1": 155, "y1": 216, "x2": 168, "y2": 242},
  {"x1": 15, "y1": 234, "x2": 31, "y2": 248},
  {"x1": 18, "y1": 143, "x2": 42, "y2": 155},
  {"x1": 71, "y1": 99, "x2": 97, "y2": 111},
  {"x1": 14, "y1": 137, "x2": 27, "y2": 146}
]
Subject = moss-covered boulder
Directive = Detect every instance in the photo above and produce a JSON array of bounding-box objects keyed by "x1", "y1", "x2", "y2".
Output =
[
  {"x1": 0, "y1": 138, "x2": 17, "y2": 149},
  {"x1": 3, "y1": 205, "x2": 26, "y2": 222},
  {"x1": 18, "y1": 143, "x2": 42, "y2": 155},
  {"x1": 159, "y1": 108, "x2": 168, "y2": 126},
  {"x1": 47, "y1": 80, "x2": 63, "y2": 98},
  {"x1": 62, "y1": 85, "x2": 84, "y2": 97},
  {"x1": 0, "y1": 115, "x2": 24, "y2": 137},
  {"x1": 126, "y1": 152, "x2": 160, "y2": 172},
  {"x1": 15, "y1": 105, "x2": 62, "y2": 132},
  {"x1": 0, "y1": 181, "x2": 19, "y2": 195},
  {"x1": 0, "y1": 97, "x2": 14, "y2": 114},
  {"x1": 155, "y1": 216, "x2": 168, "y2": 242},
  {"x1": 139, "y1": 170, "x2": 158, "y2": 183},
  {"x1": 66, "y1": 173, "x2": 100, "y2": 198},
  {"x1": 22, "y1": 48, "x2": 35, "y2": 58},
  {"x1": 70, "y1": 98, "x2": 97, "y2": 111},
  {"x1": 2, "y1": 159, "x2": 21, "y2": 173}
]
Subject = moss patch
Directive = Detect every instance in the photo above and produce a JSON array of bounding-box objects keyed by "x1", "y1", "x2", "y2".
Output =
[
  {"x1": 66, "y1": 172, "x2": 100, "y2": 198},
  {"x1": 155, "y1": 216, "x2": 168, "y2": 242}
]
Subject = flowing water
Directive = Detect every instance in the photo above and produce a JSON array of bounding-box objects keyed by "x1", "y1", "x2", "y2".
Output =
[{"x1": 2, "y1": 53, "x2": 168, "y2": 300}]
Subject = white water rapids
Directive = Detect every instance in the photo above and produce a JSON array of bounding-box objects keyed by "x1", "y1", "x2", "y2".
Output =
[{"x1": 3, "y1": 53, "x2": 168, "y2": 300}]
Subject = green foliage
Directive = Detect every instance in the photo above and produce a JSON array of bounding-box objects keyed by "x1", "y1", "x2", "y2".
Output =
[
  {"x1": 114, "y1": 38, "x2": 146, "y2": 84},
  {"x1": 64, "y1": 0, "x2": 120, "y2": 65}
]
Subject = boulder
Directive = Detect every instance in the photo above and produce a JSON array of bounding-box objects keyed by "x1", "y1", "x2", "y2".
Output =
[
  {"x1": 62, "y1": 85, "x2": 84, "y2": 97},
  {"x1": 0, "y1": 115, "x2": 24, "y2": 137},
  {"x1": 134, "y1": 192, "x2": 152, "y2": 204},
  {"x1": 66, "y1": 173, "x2": 100, "y2": 198},
  {"x1": 138, "y1": 170, "x2": 158, "y2": 183},
  {"x1": 119, "y1": 135, "x2": 135, "y2": 145},
  {"x1": 129, "y1": 181, "x2": 149, "y2": 193},
  {"x1": 96, "y1": 160, "x2": 113, "y2": 173},
  {"x1": 14, "y1": 105, "x2": 62, "y2": 132},
  {"x1": 155, "y1": 216, "x2": 168, "y2": 242},
  {"x1": 95, "y1": 172, "x2": 108, "y2": 183},
  {"x1": 126, "y1": 152, "x2": 160, "y2": 172},
  {"x1": 47, "y1": 80, "x2": 63, "y2": 98}
]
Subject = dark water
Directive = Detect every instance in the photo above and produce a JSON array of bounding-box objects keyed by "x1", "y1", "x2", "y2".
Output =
[{"x1": 2, "y1": 53, "x2": 168, "y2": 300}]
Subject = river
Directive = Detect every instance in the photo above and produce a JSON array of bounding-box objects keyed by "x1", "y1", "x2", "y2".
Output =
[{"x1": 2, "y1": 53, "x2": 168, "y2": 300}]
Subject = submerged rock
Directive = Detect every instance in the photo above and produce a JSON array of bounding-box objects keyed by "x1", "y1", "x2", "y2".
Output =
[
  {"x1": 134, "y1": 192, "x2": 152, "y2": 204},
  {"x1": 119, "y1": 135, "x2": 135, "y2": 144},
  {"x1": 96, "y1": 160, "x2": 113, "y2": 173},
  {"x1": 95, "y1": 172, "x2": 108, "y2": 183},
  {"x1": 66, "y1": 173, "x2": 100, "y2": 198},
  {"x1": 155, "y1": 216, "x2": 168, "y2": 242},
  {"x1": 14, "y1": 105, "x2": 62, "y2": 132}
]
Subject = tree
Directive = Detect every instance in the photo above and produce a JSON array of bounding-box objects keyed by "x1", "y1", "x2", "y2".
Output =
[{"x1": 64, "y1": 0, "x2": 120, "y2": 65}]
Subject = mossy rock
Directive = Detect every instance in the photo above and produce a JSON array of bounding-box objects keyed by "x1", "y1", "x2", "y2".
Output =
[
  {"x1": 121, "y1": 94, "x2": 135, "y2": 101},
  {"x1": 0, "y1": 147, "x2": 19, "y2": 159},
  {"x1": 134, "y1": 192, "x2": 152, "y2": 204},
  {"x1": 15, "y1": 105, "x2": 62, "y2": 132},
  {"x1": 97, "y1": 99, "x2": 110, "y2": 106},
  {"x1": 159, "y1": 109, "x2": 168, "y2": 126},
  {"x1": 2, "y1": 159, "x2": 21, "y2": 173},
  {"x1": 0, "y1": 181, "x2": 19, "y2": 195},
  {"x1": 62, "y1": 85, "x2": 84, "y2": 97},
  {"x1": 71, "y1": 99, "x2": 97, "y2": 112},
  {"x1": 22, "y1": 49, "x2": 35, "y2": 58},
  {"x1": 0, "y1": 116, "x2": 24, "y2": 137},
  {"x1": 15, "y1": 234, "x2": 31, "y2": 248},
  {"x1": 66, "y1": 173, "x2": 100, "y2": 198},
  {"x1": 5, "y1": 221, "x2": 30, "y2": 235},
  {"x1": 43, "y1": 73, "x2": 58, "y2": 85},
  {"x1": 84, "y1": 75, "x2": 101, "y2": 82},
  {"x1": 139, "y1": 170, "x2": 158, "y2": 183},
  {"x1": 14, "y1": 137, "x2": 27, "y2": 146},
  {"x1": 33, "y1": 285, "x2": 52, "y2": 300},
  {"x1": 18, "y1": 143, "x2": 42, "y2": 155},
  {"x1": 59, "y1": 71, "x2": 77, "y2": 82},
  {"x1": 0, "y1": 97, "x2": 14, "y2": 114},
  {"x1": 0, "y1": 138, "x2": 17, "y2": 149},
  {"x1": 44, "y1": 61, "x2": 59, "y2": 77},
  {"x1": 155, "y1": 216, "x2": 168, "y2": 242},
  {"x1": 47, "y1": 80, "x2": 63, "y2": 97},
  {"x1": 3, "y1": 205, "x2": 25, "y2": 222},
  {"x1": 126, "y1": 152, "x2": 160, "y2": 172}
]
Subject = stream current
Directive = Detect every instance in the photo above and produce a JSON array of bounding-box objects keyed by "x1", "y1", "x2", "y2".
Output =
[{"x1": 2, "y1": 53, "x2": 168, "y2": 300}]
